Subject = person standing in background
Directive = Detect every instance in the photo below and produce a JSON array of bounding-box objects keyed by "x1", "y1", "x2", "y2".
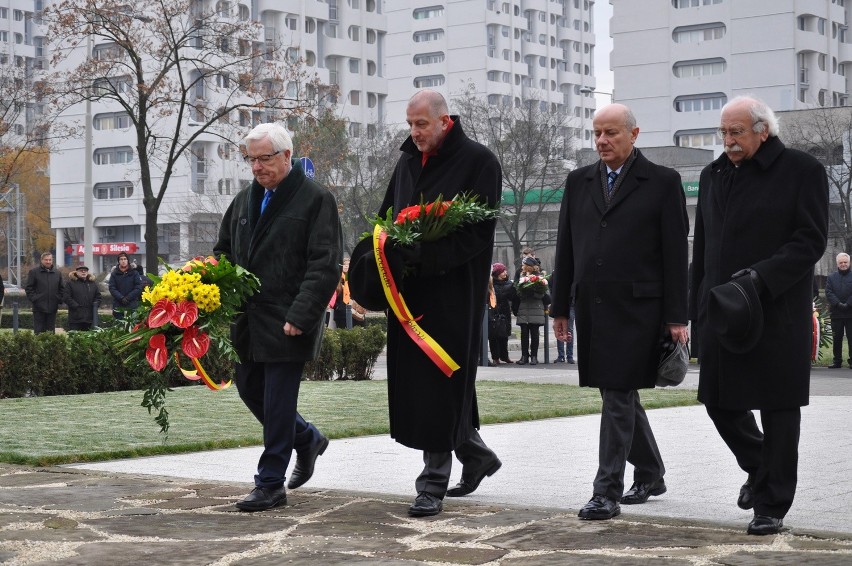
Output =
[{"x1": 824, "y1": 252, "x2": 852, "y2": 369}]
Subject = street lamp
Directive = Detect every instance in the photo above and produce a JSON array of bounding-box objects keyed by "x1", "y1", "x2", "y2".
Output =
[{"x1": 579, "y1": 86, "x2": 614, "y2": 104}]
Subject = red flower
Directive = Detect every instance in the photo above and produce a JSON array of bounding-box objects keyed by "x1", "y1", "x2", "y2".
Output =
[
  {"x1": 146, "y1": 333, "x2": 168, "y2": 371},
  {"x1": 148, "y1": 299, "x2": 177, "y2": 328},
  {"x1": 395, "y1": 204, "x2": 423, "y2": 225},
  {"x1": 425, "y1": 201, "x2": 450, "y2": 217},
  {"x1": 181, "y1": 325, "x2": 210, "y2": 359},
  {"x1": 171, "y1": 301, "x2": 199, "y2": 328}
]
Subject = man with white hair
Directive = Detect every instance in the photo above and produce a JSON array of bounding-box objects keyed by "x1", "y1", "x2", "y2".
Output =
[
  {"x1": 825, "y1": 252, "x2": 852, "y2": 368},
  {"x1": 690, "y1": 96, "x2": 828, "y2": 535},
  {"x1": 215, "y1": 122, "x2": 342, "y2": 512}
]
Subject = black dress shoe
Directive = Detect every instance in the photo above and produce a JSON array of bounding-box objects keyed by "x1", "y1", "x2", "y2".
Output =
[
  {"x1": 235, "y1": 485, "x2": 287, "y2": 511},
  {"x1": 747, "y1": 514, "x2": 784, "y2": 535},
  {"x1": 578, "y1": 494, "x2": 620, "y2": 520},
  {"x1": 446, "y1": 458, "x2": 502, "y2": 497},
  {"x1": 287, "y1": 435, "x2": 330, "y2": 489},
  {"x1": 408, "y1": 492, "x2": 443, "y2": 517},
  {"x1": 500, "y1": 358, "x2": 514, "y2": 364},
  {"x1": 529, "y1": 355, "x2": 538, "y2": 365},
  {"x1": 620, "y1": 478, "x2": 666, "y2": 505},
  {"x1": 828, "y1": 362, "x2": 843, "y2": 369},
  {"x1": 516, "y1": 356, "x2": 529, "y2": 365},
  {"x1": 738, "y1": 475, "x2": 755, "y2": 510}
]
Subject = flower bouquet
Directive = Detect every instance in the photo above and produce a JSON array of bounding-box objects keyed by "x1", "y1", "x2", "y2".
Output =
[
  {"x1": 363, "y1": 194, "x2": 499, "y2": 377},
  {"x1": 115, "y1": 255, "x2": 260, "y2": 433},
  {"x1": 515, "y1": 272, "x2": 549, "y2": 298}
]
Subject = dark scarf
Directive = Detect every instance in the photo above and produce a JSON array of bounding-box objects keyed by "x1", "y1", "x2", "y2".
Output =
[{"x1": 599, "y1": 147, "x2": 639, "y2": 207}]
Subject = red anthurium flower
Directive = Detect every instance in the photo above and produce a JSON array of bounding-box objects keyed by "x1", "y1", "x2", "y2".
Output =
[
  {"x1": 171, "y1": 301, "x2": 199, "y2": 328},
  {"x1": 148, "y1": 299, "x2": 177, "y2": 328},
  {"x1": 146, "y1": 333, "x2": 168, "y2": 371},
  {"x1": 181, "y1": 325, "x2": 210, "y2": 359},
  {"x1": 395, "y1": 204, "x2": 422, "y2": 225}
]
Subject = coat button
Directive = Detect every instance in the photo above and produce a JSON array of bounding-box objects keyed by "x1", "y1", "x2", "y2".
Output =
[
  {"x1": 594, "y1": 297, "x2": 602, "y2": 304},
  {"x1": 601, "y1": 220, "x2": 607, "y2": 227},
  {"x1": 596, "y1": 259, "x2": 603, "y2": 266}
]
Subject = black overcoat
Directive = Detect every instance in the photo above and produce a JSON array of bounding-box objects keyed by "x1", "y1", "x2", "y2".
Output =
[
  {"x1": 352, "y1": 117, "x2": 501, "y2": 452},
  {"x1": 550, "y1": 150, "x2": 689, "y2": 390},
  {"x1": 65, "y1": 271, "x2": 101, "y2": 325},
  {"x1": 214, "y1": 162, "x2": 342, "y2": 362},
  {"x1": 690, "y1": 137, "x2": 828, "y2": 410}
]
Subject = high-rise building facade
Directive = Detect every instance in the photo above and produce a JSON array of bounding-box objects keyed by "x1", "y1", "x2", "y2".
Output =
[
  {"x1": 611, "y1": 0, "x2": 851, "y2": 152},
  {"x1": 385, "y1": 0, "x2": 597, "y2": 143}
]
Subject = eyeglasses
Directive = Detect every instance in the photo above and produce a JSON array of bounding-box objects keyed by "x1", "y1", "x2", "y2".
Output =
[
  {"x1": 717, "y1": 124, "x2": 759, "y2": 140},
  {"x1": 243, "y1": 150, "x2": 281, "y2": 165}
]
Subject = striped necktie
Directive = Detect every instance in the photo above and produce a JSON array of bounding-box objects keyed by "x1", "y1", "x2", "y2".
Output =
[
  {"x1": 607, "y1": 171, "x2": 618, "y2": 197},
  {"x1": 260, "y1": 190, "x2": 273, "y2": 214}
]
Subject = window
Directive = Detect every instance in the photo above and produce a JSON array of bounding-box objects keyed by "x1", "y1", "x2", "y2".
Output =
[
  {"x1": 367, "y1": 60, "x2": 376, "y2": 75},
  {"x1": 13, "y1": 9, "x2": 23, "y2": 21},
  {"x1": 350, "y1": 90, "x2": 360, "y2": 105},
  {"x1": 672, "y1": 0, "x2": 722, "y2": 6},
  {"x1": 672, "y1": 23, "x2": 725, "y2": 43},
  {"x1": 413, "y1": 5, "x2": 444, "y2": 19},
  {"x1": 218, "y1": 179, "x2": 233, "y2": 195},
  {"x1": 819, "y1": 53, "x2": 826, "y2": 71},
  {"x1": 674, "y1": 128, "x2": 721, "y2": 148},
  {"x1": 286, "y1": 15, "x2": 298, "y2": 30},
  {"x1": 366, "y1": 28, "x2": 376, "y2": 43},
  {"x1": 673, "y1": 58, "x2": 726, "y2": 77},
  {"x1": 413, "y1": 29, "x2": 443, "y2": 42},
  {"x1": 414, "y1": 52, "x2": 444, "y2": 65},
  {"x1": 306, "y1": 19, "x2": 316, "y2": 33},
  {"x1": 368, "y1": 92, "x2": 377, "y2": 108},
  {"x1": 305, "y1": 50, "x2": 316, "y2": 66},
  {"x1": 92, "y1": 42, "x2": 122, "y2": 60},
  {"x1": 0, "y1": 31, "x2": 7, "y2": 42},
  {"x1": 413, "y1": 75, "x2": 445, "y2": 87},
  {"x1": 673, "y1": 93, "x2": 727, "y2": 112},
  {"x1": 215, "y1": 1, "x2": 230, "y2": 16},
  {"x1": 818, "y1": 18, "x2": 826, "y2": 35},
  {"x1": 349, "y1": 122, "x2": 361, "y2": 137},
  {"x1": 348, "y1": 25, "x2": 360, "y2": 41},
  {"x1": 215, "y1": 72, "x2": 230, "y2": 88},
  {"x1": 94, "y1": 182, "x2": 134, "y2": 199},
  {"x1": 237, "y1": 4, "x2": 249, "y2": 20},
  {"x1": 93, "y1": 76, "x2": 133, "y2": 95},
  {"x1": 0, "y1": 8, "x2": 7, "y2": 18},
  {"x1": 93, "y1": 112, "x2": 131, "y2": 130},
  {"x1": 349, "y1": 58, "x2": 360, "y2": 73},
  {"x1": 93, "y1": 147, "x2": 134, "y2": 165}
]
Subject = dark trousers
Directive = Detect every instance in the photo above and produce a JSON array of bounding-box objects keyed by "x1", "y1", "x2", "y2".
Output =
[
  {"x1": 593, "y1": 388, "x2": 665, "y2": 501},
  {"x1": 236, "y1": 359, "x2": 323, "y2": 489},
  {"x1": 32, "y1": 311, "x2": 57, "y2": 334},
  {"x1": 488, "y1": 336, "x2": 509, "y2": 361},
  {"x1": 519, "y1": 324, "x2": 541, "y2": 357},
  {"x1": 68, "y1": 322, "x2": 93, "y2": 331},
  {"x1": 705, "y1": 405, "x2": 800, "y2": 519},
  {"x1": 415, "y1": 429, "x2": 499, "y2": 498},
  {"x1": 831, "y1": 317, "x2": 852, "y2": 365}
]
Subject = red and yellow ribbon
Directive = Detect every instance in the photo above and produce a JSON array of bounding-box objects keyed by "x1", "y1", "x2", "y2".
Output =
[
  {"x1": 373, "y1": 224, "x2": 460, "y2": 377},
  {"x1": 175, "y1": 352, "x2": 232, "y2": 390}
]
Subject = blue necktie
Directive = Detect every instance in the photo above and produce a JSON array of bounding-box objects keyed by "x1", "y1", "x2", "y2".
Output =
[
  {"x1": 260, "y1": 190, "x2": 273, "y2": 214},
  {"x1": 607, "y1": 171, "x2": 618, "y2": 197}
]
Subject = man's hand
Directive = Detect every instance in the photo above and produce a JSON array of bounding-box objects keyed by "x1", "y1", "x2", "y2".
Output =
[
  {"x1": 393, "y1": 242, "x2": 422, "y2": 269},
  {"x1": 667, "y1": 323, "x2": 689, "y2": 345},
  {"x1": 731, "y1": 267, "x2": 765, "y2": 294},
  {"x1": 283, "y1": 322, "x2": 303, "y2": 336},
  {"x1": 120, "y1": 297, "x2": 129, "y2": 305},
  {"x1": 553, "y1": 316, "x2": 572, "y2": 343}
]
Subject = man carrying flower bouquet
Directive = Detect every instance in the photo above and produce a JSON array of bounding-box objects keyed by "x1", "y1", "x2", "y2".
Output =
[
  {"x1": 551, "y1": 104, "x2": 689, "y2": 521},
  {"x1": 214, "y1": 123, "x2": 342, "y2": 512},
  {"x1": 349, "y1": 89, "x2": 502, "y2": 518}
]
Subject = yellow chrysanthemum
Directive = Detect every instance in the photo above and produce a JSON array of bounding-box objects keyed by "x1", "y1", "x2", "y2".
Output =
[{"x1": 192, "y1": 283, "x2": 221, "y2": 312}]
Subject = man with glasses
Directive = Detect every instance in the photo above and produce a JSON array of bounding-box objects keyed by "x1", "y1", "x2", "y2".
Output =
[
  {"x1": 690, "y1": 96, "x2": 828, "y2": 535},
  {"x1": 215, "y1": 122, "x2": 342, "y2": 512}
]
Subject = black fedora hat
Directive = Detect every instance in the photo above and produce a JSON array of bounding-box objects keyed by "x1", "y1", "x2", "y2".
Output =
[
  {"x1": 347, "y1": 236, "x2": 404, "y2": 312},
  {"x1": 708, "y1": 274, "x2": 764, "y2": 354}
]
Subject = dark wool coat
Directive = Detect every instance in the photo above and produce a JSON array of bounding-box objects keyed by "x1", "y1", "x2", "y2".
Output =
[
  {"x1": 352, "y1": 117, "x2": 501, "y2": 452},
  {"x1": 825, "y1": 269, "x2": 852, "y2": 319},
  {"x1": 65, "y1": 271, "x2": 102, "y2": 325},
  {"x1": 214, "y1": 162, "x2": 342, "y2": 363},
  {"x1": 690, "y1": 136, "x2": 828, "y2": 410},
  {"x1": 551, "y1": 150, "x2": 689, "y2": 390},
  {"x1": 25, "y1": 266, "x2": 65, "y2": 314},
  {"x1": 108, "y1": 267, "x2": 144, "y2": 310}
]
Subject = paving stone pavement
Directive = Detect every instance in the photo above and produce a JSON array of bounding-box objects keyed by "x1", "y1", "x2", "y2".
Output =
[{"x1": 2, "y1": 462, "x2": 852, "y2": 565}]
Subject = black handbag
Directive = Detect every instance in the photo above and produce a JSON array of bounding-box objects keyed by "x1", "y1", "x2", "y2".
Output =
[
  {"x1": 657, "y1": 337, "x2": 689, "y2": 387},
  {"x1": 488, "y1": 312, "x2": 510, "y2": 339}
]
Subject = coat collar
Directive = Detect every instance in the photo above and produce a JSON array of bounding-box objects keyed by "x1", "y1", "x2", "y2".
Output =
[
  {"x1": 584, "y1": 149, "x2": 651, "y2": 215},
  {"x1": 248, "y1": 160, "x2": 306, "y2": 258},
  {"x1": 399, "y1": 115, "x2": 466, "y2": 158},
  {"x1": 710, "y1": 135, "x2": 786, "y2": 172}
]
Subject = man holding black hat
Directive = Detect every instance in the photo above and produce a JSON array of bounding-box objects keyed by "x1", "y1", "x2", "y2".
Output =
[{"x1": 690, "y1": 96, "x2": 828, "y2": 535}]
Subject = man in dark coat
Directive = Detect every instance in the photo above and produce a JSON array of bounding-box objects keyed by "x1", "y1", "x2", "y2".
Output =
[
  {"x1": 349, "y1": 89, "x2": 502, "y2": 517},
  {"x1": 108, "y1": 252, "x2": 144, "y2": 320},
  {"x1": 824, "y1": 252, "x2": 852, "y2": 368},
  {"x1": 214, "y1": 122, "x2": 342, "y2": 512},
  {"x1": 65, "y1": 265, "x2": 101, "y2": 331},
  {"x1": 690, "y1": 96, "x2": 828, "y2": 535},
  {"x1": 551, "y1": 103, "x2": 689, "y2": 521},
  {"x1": 25, "y1": 251, "x2": 66, "y2": 334}
]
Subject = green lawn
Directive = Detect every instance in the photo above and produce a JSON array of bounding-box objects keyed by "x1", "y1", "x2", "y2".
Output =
[{"x1": 0, "y1": 380, "x2": 699, "y2": 467}]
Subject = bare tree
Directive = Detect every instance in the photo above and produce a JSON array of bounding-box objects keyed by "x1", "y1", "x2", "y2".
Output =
[
  {"x1": 44, "y1": 0, "x2": 328, "y2": 272},
  {"x1": 783, "y1": 107, "x2": 852, "y2": 253},
  {"x1": 451, "y1": 86, "x2": 577, "y2": 265}
]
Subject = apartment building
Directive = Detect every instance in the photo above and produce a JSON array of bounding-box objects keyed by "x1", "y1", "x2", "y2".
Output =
[
  {"x1": 385, "y1": 0, "x2": 598, "y2": 144},
  {"x1": 611, "y1": 0, "x2": 851, "y2": 152}
]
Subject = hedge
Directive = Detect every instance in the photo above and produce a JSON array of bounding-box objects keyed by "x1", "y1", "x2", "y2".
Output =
[{"x1": 0, "y1": 325, "x2": 387, "y2": 399}]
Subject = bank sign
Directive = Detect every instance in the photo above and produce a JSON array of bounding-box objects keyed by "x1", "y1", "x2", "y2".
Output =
[{"x1": 72, "y1": 242, "x2": 139, "y2": 255}]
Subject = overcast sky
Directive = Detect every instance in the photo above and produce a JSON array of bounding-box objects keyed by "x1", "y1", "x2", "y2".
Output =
[{"x1": 593, "y1": 0, "x2": 614, "y2": 106}]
